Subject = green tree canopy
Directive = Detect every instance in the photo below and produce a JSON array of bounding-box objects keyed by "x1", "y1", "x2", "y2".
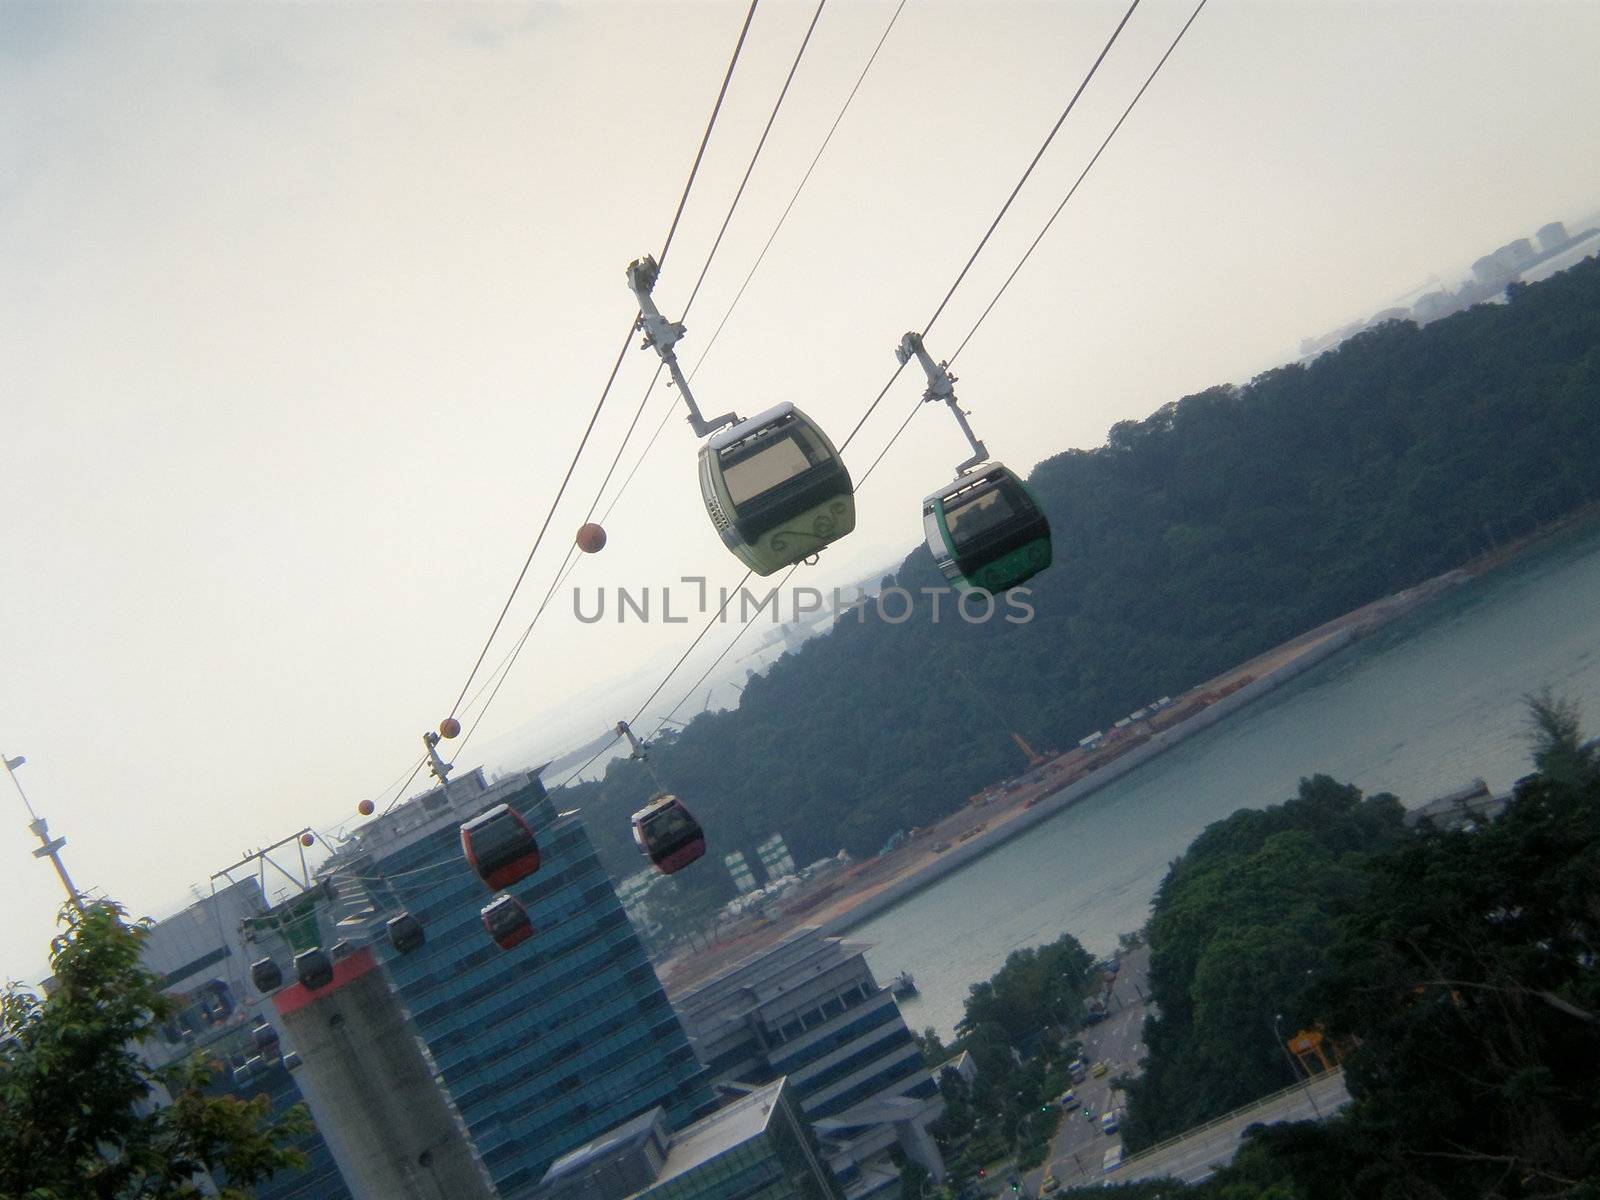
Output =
[{"x1": 0, "y1": 901, "x2": 308, "y2": 1199}]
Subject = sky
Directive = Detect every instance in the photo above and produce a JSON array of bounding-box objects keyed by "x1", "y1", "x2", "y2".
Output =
[{"x1": 3, "y1": 0, "x2": 1599, "y2": 984}]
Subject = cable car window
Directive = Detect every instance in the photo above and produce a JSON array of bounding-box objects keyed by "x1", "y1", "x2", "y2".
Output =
[
  {"x1": 470, "y1": 810, "x2": 526, "y2": 859},
  {"x1": 943, "y1": 482, "x2": 1025, "y2": 547},
  {"x1": 721, "y1": 433, "x2": 821, "y2": 506},
  {"x1": 642, "y1": 804, "x2": 697, "y2": 843}
]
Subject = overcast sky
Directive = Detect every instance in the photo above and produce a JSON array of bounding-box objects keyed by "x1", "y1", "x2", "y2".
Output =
[{"x1": 4, "y1": 0, "x2": 1599, "y2": 983}]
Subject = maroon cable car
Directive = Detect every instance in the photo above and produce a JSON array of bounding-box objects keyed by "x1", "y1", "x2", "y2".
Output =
[
  {"x1": 460, "y1": 803, "x2": 541, "y2": 889},
  {"x1": 481, "y1": 894, "x2": 534, "y2": 950},
  {"x1": 631, "y1": 794, "x2": 706, "y2": 875}
]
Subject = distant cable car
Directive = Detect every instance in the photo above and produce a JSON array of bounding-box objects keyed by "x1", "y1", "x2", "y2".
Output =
[
  {"x1": 294, "y1": 947, "x2": 334, "y2": 991},
  {"x1": 251, "y1": 1020, "x2": 281, "y2": 1056},
  {"x1": 897, "y1": 333, "x2": 1052, "y2": 593},
  {"x1": 625, "y1": 256, "x2": 854, "y2": 575},
  {"x1": 250, "y1": 957, "x2": 283, "y2": 994},
  {"x1": 923, "y1": 464, "x2": 1052, "y2": 593},
  {"x1": 631, "y1": 794, "x2": 706, "y2": 875},
  {"x1": 460, "y1": 803, "x2": 541, "y2": 889},
  {"x1": 616, "y1": 720, "x2": 706, "y2": 875},
  {"x1": 386, "y1": 911, "x2": 425, "y2": 955},
  {"x1": 481, "y1": 894, "x2": 534, "y2": 950},
  {"x1": 699, "y1": 404, "x2": 855, "y2": 576}
]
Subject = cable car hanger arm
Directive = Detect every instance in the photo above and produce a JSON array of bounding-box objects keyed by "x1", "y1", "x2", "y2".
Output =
[
  {"x1": 615, "y1": 719, "x2": 668, "y2": 793},
  {"x1": 626, "y1": 255, "x2": 741, "y2": 438},
  {"x1": 896, "y1": 331, "x2": 988, "y2": 474}
]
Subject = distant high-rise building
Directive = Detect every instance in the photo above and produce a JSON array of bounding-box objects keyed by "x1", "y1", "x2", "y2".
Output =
[
  {"x1": 324, "y1": 767, "x2": 717, "y2": 1195},
  {"x1": 755, "y1": 834, "x2": 797, "y2": 881},
  {"x1": 671, "y1": 929, "x2": 943, "y2": 1200},
  {"x1": 724, "y1": 850, "x2": 758, "y2": 894},
  {"x1": 140, "y1": 880, "x2": 354, "y2": 1200}
]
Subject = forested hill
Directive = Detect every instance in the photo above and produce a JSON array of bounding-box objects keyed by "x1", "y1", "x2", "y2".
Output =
[{"x1": 564, "y1": 257, "x2": 1600, "y2": 898}]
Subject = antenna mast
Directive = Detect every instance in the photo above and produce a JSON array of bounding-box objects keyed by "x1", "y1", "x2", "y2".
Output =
[{"x1": 4, "y1": 751, "x2": 85, "y2": 913}]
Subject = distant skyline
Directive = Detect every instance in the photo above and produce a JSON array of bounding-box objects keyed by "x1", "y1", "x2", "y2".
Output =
[{"x1": 5, "y1": 0, "x2": 1600, "y2": 982}]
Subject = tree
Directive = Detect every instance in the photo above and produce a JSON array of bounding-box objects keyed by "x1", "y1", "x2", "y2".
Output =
[
  {"x1": 1524, "y1": 688, "x2": 1596, "y2": 788},
  {"x1": 0, "y1": 901, "x2": 309, "y2": 1199}
]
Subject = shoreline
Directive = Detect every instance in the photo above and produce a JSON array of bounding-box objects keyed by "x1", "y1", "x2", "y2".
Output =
[{"x1": 658, "y1": 503, "x2": 1600, "y2": 991}]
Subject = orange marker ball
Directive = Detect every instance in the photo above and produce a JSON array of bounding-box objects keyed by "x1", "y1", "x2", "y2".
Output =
[
  {"x1": 358, "y1": 799, "x2": 376, "y2": 816},
  {"x1": 439, "y1": 717, "x2": 461, "y2": 740},
  {"x1": 576, "y1": 522, "x2": 607, "y2": 554}
]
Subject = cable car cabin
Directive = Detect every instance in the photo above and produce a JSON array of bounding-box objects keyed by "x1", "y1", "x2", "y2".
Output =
[
  {"x1": 250, "y1": 957, "x2": 283, "y2": 994},
  {"x1": 699, "y1": 403, "x2": 855, "y2": 576},
  {"x1": 922, "y1": 464, "x2": 1052, "y2": 593},
  {"x1": 460, "y1": 803, "x2": 541, "y2": 889},
  {"x1": 386, "y1": 911, "x2": 425, "y2": 955},
  {"x1": 481, "y1": 894, "x2": 534, "y2": 950},
  {"x1": 631, "y1": 794, "x2": 706, "y2": 875},
  {"x1": 294, "y1": 947, "x2": 334, "y2": 991}
]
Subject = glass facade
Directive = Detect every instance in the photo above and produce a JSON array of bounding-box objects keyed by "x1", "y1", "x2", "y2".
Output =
[{"x1": 357, "y1": 773, "x2": 716, "y2": 1195}]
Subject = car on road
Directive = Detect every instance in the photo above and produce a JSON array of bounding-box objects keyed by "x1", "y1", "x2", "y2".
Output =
[
  {"x1": 1040, "y1": 1172, "x2": 1060, "y2": 1194},
  {"x1": 1091, "y1": 1061, "x2": 1109, "y2": 1078},
  {"x1": 1057, "y1": 1089, "x2": 1076, "y2": 1108},
  {"x1": 1101, "y1": 1110, "x2": 1121, "y2": 1135},
  {"x1": 1069, "y1": 1058, "x2": 1088, "y2": 1083},
  {"x1": 1102, "y1": 1145, "x2": 1123, "y2": 1176}
]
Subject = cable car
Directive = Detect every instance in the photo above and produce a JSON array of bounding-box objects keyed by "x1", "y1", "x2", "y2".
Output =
[
  {"x1": 250, "y1": 957, "x2": 283, "y2": 994},
  {"x1": 481, "y1": 894, "x2": 534, "y2": 950},
  {"x1": 460, "y1": 803, "x2": 541, "y2": 889},
  {"x1": 251, "y1": 1020, "x2": 281, "y2": 1056},
  {"x1": 294, "y1": 947, "x2": 334, "y2": 991},
  {"x1": 922, "y1": 464, "x2": 1052, "y2": 593},
  {"x1": 699, "y1": 403, "x2": 855, "y2": 576},
  {"x1": 631, "y1": 794, "x2": 706, "y2": 875},
  {"x1": 386, "y1": 911, "x2": 425, "y2": 954}
]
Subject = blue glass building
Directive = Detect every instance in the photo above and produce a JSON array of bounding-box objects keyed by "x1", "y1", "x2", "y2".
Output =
[{"x1": 332, "y1": 767, "x2": 717, "y2": 1196}]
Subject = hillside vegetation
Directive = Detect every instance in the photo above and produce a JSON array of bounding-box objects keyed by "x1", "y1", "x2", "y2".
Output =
[{"x1": 566, "y1": 259, "x2": 1600, "y2": 906}]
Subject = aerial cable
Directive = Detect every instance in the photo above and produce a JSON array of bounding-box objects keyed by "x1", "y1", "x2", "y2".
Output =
[
  {"x1": 638, "y1": 0, "x2": 1195, "y2": 736},
  {"x1": 646, "y1": 561, "x2": 802, "y2": 742},
  {"x1": 445, "y1": 0, "x2": 834, "y2": 765},
  {"x1": 948, "y1": 0, "x2": 1210, "y2": 366},
  {"x1": 438, "y1": 0, "x2": 763, "y2": 732},
  {"x1": 566, "y1": 0, "x2": 1149, "y2": 761},
  {"x1": 594, "y1": 0, "x2": 909, "y2": 530},
  {"x1": 838, "y1": 0, "x2": 1143, "y2": 454},
  {"x1": 860, "y1": 0, "x2": 1210, "y2": 487}
]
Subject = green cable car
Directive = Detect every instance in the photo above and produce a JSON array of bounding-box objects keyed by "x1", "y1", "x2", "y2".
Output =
[
  {"x1": 627, "y1": 255, "x2": 854, "y2": 575},
  {"x1": 699, "y1": 403, "x2": 855, "y2": 576},
  {"x1": 922, "y1": 464, "x2": 1052, "y2": 593},
  {"x1": 898, "y1": 331, "x2": 1052, "y2": 594}
]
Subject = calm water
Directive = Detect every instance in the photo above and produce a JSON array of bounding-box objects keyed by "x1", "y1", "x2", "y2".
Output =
[{"x1": 860, "y1": 526, "x2": 1600, "y2": 1037}]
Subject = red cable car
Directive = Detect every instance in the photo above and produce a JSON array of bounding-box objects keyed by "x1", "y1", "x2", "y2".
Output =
[
  {"x1": 460, "y1": 803, "x2": 541, "y2": 889},
  {"x1": 631, "y1": 794, "x2": 706, "y2": 875},
  {"x1": 481, "y1": 894, "x2": 534, "y2": 950}
]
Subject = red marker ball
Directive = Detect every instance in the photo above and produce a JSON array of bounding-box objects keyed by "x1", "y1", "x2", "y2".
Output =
[
  {"x1": 439, "y1": 717, "x2": 461, "y2": 740},
  {"x1": 576, "y1": 523, "x2": 607, "y2": 554},
  {"x1": 300, "y1": 832, "x2": 315, "y2": 848},
  {"x1": 358, "y1": 799, "x2": 376, "y2": 817}
]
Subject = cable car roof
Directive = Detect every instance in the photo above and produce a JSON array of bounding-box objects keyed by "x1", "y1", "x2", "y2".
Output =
[
  {"x1": 706, "y1": 402, "x2": 798, "y2": 451},
  {"x1": 921, "y1": 462, "x2": 1010, "y2": 509}
]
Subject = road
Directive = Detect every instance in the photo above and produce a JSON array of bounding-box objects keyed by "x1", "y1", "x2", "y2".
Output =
[
  {"x1": 1029, "y1": 944, "x2": 1154, "y2": 1192},
  {"x1": 1108, "y1": 1068, "x2": 1350, "y2": 1185}
]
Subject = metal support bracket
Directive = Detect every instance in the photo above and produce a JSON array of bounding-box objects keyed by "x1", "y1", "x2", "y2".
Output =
[
  {"x1": 423, "y1": 730, "x2": 453, "y2": 785},
  {"x1": 625, "y1": 255, "x2": 740, "y2": 438},
  {"x1": 896, "y1": 332, "x2": 989, "y2": 474},
  {"x1": 615, "y1": 720, "x2": 667, "y2": 794}
]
